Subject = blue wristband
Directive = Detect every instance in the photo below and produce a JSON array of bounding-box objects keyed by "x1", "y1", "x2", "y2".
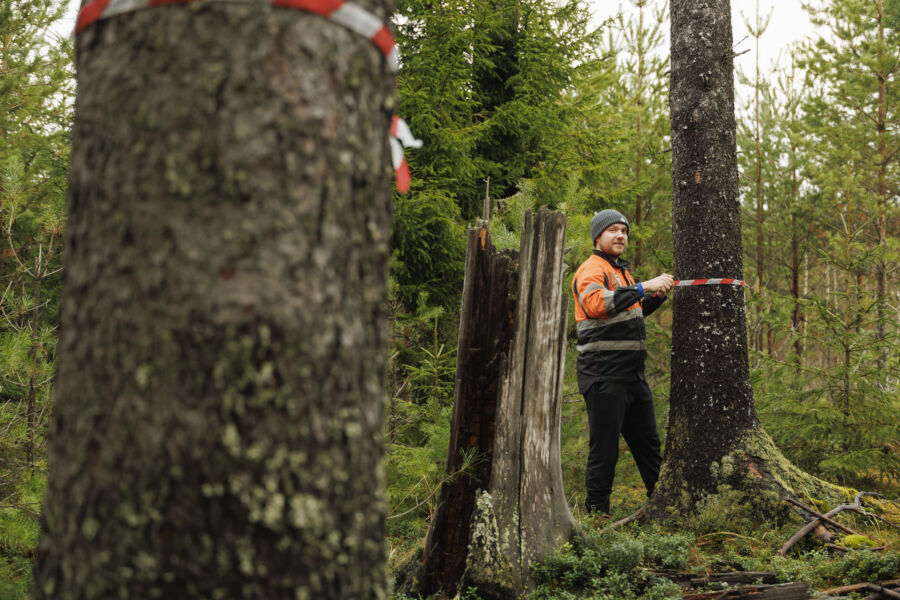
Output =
[{"x1": 637, "y1": 283, "x2": 644, "y2": 297}]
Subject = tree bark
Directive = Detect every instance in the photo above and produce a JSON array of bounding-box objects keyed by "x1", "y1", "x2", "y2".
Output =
[
  {"x1": 402, "y1": 209, "x2": 574, "y2": 599},
  {"x1": 35, "y1": 3, "x2": 393, "y2": 598},
  {"x1": 651, "y1": 0, "x2": 757, "y2": 508},
  {"x1": 648, "y1": 0, "x2": 844, "y2": 518},
  {"x1": 486, "y1": 208, "x2": 574, "y2": 594},
  {"x1": 412, "y1": 221, "x2": 518, "y2": 596}
]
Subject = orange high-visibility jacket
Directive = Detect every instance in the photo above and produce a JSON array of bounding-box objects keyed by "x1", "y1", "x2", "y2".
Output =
[{"x1": 571, "y1": 250, "x2": 665, "y2": 393}]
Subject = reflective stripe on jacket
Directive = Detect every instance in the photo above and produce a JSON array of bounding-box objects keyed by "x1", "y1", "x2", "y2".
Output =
[{"x1": 572, "y1": 250, "x2": 664, "y2": 393}]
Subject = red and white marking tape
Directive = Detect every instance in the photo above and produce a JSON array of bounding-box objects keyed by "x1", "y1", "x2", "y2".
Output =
[
  {"x1": 390, "y1": 115, "x2": 422, "y2": 193},
  {"x1": 76, "y1": 0, "x2": 399, "y2": 69},
  {"x1": 672, "y1": 278, "x2": 744, "y2": 287},
  {"x1": 75, "y1": 0, "x2": 421, "y2": 192}
]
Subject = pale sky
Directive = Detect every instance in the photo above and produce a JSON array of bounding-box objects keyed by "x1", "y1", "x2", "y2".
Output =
[
  {"x1": 57, "y1": 0, "x2": 817, "y2": 104},
  {"x1": 591, "y1": 0, "x2": 818, "y2": 105}
]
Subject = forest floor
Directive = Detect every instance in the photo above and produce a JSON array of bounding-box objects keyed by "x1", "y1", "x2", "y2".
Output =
[
  {"x1": 388, "y1": 386, "x2": 900, "y2": 600},
  {"x1": 388, "y1": 446, "x2": 900, "y2": 599}
]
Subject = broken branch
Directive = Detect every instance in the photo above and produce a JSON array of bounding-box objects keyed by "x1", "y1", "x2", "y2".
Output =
[{"x1": 784, "y1": 497, "x2": 863, "y2": 537}]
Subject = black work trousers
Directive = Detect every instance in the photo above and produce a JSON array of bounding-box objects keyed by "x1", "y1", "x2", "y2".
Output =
[{"x1": 584, "y1": 379, "x2": 662, "y2": 512}]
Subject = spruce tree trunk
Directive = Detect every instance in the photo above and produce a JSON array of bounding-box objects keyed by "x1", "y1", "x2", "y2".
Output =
[
  {"x1": 648, "y1": 0, "x2": 758, "y2": 511},
  {"x1": 656, "y1": 0, "x2": 757, "y2": 500},
  {"x1": 648, "y1": 0, "x2": 847, "y2": 518},
  {"x1": 35, "y1": 4, "x2": 393, "y2": 598}
]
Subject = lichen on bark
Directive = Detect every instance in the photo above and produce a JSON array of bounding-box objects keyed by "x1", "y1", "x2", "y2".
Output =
[{"x1": 458, "y1": 492, "x2": 516, "y2": 599}]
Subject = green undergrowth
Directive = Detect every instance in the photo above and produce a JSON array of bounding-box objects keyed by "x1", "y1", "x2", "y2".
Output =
[
  {"x1": 388, "y1": 490, "x2": 900, "y2": 599},
  {"x1": 524, "y1": 515, "x2": 900, "y2": 600},
  {"x1": 387, "y1": 340, "x2": 900, "y2": 600},
  {"x1": 0, "y1": 470, "x2": 44, "y2": 600},
  {"x1": 529, "y1": 526, "x2": 692, "y2": 600}
]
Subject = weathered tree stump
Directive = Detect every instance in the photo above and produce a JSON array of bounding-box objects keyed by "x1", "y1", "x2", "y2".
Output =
[{"x1": 400, "y1": 208, "x2": 574, "y2": 599}]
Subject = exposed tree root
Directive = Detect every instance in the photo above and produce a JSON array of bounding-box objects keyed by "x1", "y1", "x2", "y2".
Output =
[{"x1": 646, "y1": 427, "x2": 899, "y2": 556}]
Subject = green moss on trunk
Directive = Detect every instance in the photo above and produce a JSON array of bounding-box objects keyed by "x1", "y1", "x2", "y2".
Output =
[{"x1": 650, "y1": 426, "x2": 855, "y2": 527}]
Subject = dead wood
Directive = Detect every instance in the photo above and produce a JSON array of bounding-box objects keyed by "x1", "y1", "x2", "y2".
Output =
[
  {"x1": 643, "y1": 570, "x2": 777, "y2": 589},
  {"x1": 600, "y1": 507, "x2": 643, "y2": 533},
  {"x1": 845, "y1": 492, "x2": 900, "y2": 529},
  {"x1": 688, "y1": 572, "x2": 777, "y2": 587},
  {"x1": 821, "y1": 579, "x2": 900, "y2": 595},
  {"x1": 779, "y1": 506, "x2": 844, "y2": 556},
  {"x1": 865, "y1": 582, "x2": 900, "y2": 600},
  {"x1": 780, "y1": 492, "x2": 894, "y2": 556},
  {"x1": 404, "y1": 210, "x2": 574, "y2": 599},
  {"x1": 784, "y1": 497, "x2": 863, "y2": 537},
  {"x1": 412, "y1": 221, "x2": 518, "y2": 596},
  {"x1": 682, "y1": 582, "x2": 809, "y2": 599}
]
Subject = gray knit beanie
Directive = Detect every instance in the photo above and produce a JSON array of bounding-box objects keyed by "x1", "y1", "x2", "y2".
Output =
[{"x1": 591, "y1": 209, "x2": 629, "y2": 242}]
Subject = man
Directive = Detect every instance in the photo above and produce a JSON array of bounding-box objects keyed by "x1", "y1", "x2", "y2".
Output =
[{"x1": 571, "y1": 209, "x2": 674, "y2": 515}]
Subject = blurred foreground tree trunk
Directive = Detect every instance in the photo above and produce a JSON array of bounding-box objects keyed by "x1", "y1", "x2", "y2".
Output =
[{"x1": 34, "y1": 3, "x2": 394, "y2": 598}]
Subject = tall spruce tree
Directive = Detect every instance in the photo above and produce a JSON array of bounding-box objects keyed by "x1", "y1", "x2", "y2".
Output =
[
  {"x1": 610, "y1": 0, "x2": 671, "y2": 277},
  {"x1": 34, "y1": 2, "x2": 393, "y2": 597},
  {"x1": 395, "y1": 0, "x2": 602, "y2": 219},
  {"x1": 391, "y1": 0, "x2": 607, "y2": 313},
  {"x1": 775, "y1": 57, "x2": 814, "y2": 366},
  {"x1": 648, "y1": 0, "x2": 849, "y2": 517}
]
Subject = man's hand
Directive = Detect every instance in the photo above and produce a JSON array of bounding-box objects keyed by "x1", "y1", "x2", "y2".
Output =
[{"x1": 642, "y1": 273, "x2": 674, "y2": 296}]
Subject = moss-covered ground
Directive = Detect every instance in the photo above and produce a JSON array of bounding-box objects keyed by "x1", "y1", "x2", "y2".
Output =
[
  {"x1": 389, "y1": 453, "x2": 900, "y2": 600},
  {"x1": 388, "y1": 343, "x2": 900, "y2": 599}
]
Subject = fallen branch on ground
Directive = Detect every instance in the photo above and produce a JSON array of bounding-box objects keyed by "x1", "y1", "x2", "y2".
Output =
[
  {"x1": 780, "y1": 492, "x2": 891, "y2": 556},
  {"x1": 641, "y1": 570, "x2": 777, "y2": 588},
  {"x1": 784, "y1": 497, "x2": 863, "y2": 536},
  {"x1": 600, "y1": 507, "x2": 643, "y2": 533},
  {"x1": 682, "y1": 581, "x2": 808, "y2": 599},
  {"x1": 862, "y1": 582, "x2": 900, "y2": 600},
  {"x1": 821, "y1": 579, "x2": 900, "y2": 596}
]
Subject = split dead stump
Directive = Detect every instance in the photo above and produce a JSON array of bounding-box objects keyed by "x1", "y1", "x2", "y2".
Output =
[{"x1": 400, "y1": 208, "x2": 575, "y2": 599}]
